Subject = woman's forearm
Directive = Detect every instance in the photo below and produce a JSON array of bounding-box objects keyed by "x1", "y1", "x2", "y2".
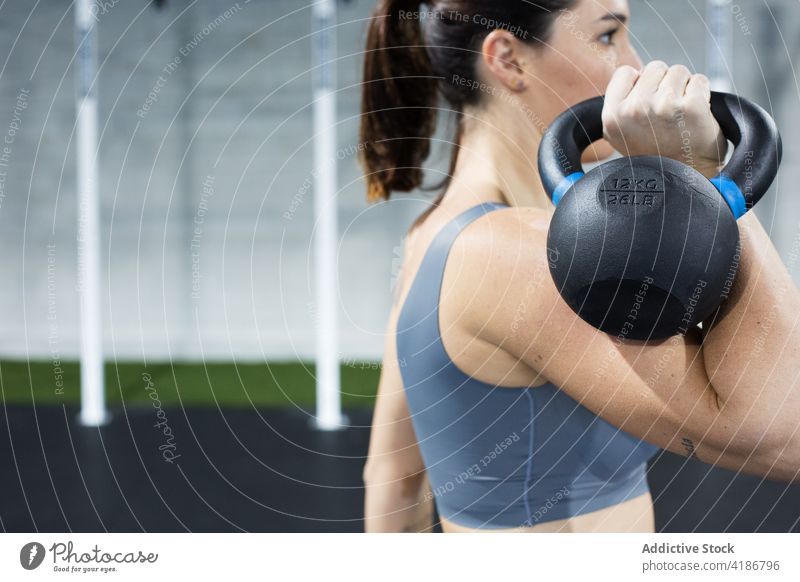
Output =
[
  {"x1": 364, "y1": 469, "x2": 435, "y2": 532},
  {"x1": 701, "y1": 210, "x2": 800, "y2": 470}
]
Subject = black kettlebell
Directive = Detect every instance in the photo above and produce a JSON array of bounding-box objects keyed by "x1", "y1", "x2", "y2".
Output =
[{"x1": 538, "y1": 92, "x2": 782, "y2": 340}]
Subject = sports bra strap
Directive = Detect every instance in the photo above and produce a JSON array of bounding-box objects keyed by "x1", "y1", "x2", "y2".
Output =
[
  {"x1": 397, "y1": 201, "x2": 508, "y2": 349},
  {"x1": 409, "y1": 202, "x2": 507, "y2": 317}
]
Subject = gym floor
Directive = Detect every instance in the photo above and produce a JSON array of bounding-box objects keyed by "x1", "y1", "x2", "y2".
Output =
[{"x1": 2, "y1": 402, "x2": 799, "y2": 533}]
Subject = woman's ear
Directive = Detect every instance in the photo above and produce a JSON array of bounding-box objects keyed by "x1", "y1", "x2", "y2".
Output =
[{"x1": 481, "y1": 30, "x2": 529, "y2": 93}]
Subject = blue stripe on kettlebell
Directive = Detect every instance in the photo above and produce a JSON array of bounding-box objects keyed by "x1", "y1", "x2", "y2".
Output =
[
  {"x1": 710, "y1": 174, "x2": 746, "y2": 219},
  {"x1": 552, "y1": 172, "x2": 585, "y2": 206}
]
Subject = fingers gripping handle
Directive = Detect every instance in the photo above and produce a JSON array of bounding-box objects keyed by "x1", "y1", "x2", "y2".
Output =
[{"x1": 537, "y1": 92, "x2": 782, "y2": 216}]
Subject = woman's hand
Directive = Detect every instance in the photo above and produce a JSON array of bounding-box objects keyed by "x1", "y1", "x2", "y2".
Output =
[{"x1": 601, "y1": 61, "x2": 728, "y2": 178}]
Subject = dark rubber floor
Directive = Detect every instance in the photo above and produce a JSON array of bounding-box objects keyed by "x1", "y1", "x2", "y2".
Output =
[{"x1": 1, "y1": 405, "x2": 798, "y2": 532}]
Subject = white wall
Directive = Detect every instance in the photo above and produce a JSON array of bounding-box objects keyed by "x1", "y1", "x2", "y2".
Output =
[{"x1": 0, "y1": 0, "x2": 797, "y2": 362}]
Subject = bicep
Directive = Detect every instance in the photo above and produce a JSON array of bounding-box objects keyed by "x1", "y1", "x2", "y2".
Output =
[
  {"x1": 474, "y1": 224, "x2": 756, "y2": 468},
  {"x1": 510, "y1": 301, "x2": 722, "y2": 461}
]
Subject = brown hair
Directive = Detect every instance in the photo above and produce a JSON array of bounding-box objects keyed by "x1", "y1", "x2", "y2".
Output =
[{"x1": 359, "y1": 0, "x2": 576, "y2": 225}]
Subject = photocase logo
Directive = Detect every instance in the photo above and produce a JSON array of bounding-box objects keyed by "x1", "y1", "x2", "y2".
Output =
[{"x1": 20, "y1": 542, "x2": 46, "y2": 570}]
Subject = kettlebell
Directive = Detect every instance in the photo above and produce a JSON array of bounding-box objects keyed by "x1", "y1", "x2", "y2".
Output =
[{"x1": 538, "y1": 92, "x2": 782, "y2": 340}]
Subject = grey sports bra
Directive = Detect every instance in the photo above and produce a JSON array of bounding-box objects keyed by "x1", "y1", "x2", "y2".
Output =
[{"x1": 396, "y1": 201, "x2": 659, "y2": 529}]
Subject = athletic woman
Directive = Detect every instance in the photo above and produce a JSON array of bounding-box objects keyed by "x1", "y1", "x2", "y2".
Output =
[{"x1": 361, "y1": 0, "x2": 800, "y2": 533}]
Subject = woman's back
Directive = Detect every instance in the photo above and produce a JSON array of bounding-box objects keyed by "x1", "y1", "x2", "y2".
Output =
[
  {"x1": 361, "y1": 0, "x2": 800, "y2": 534},
  {"x1": 393, "y1": 199, "x2": 658, "y2": 530}
]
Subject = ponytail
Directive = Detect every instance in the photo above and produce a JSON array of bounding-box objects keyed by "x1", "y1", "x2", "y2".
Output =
[
  {"x1": 359, "y1": 0, "x2": 439, "y2": 203},
  {"x1": 359, "y1": 0, "x2": 576, "y2": 219}
]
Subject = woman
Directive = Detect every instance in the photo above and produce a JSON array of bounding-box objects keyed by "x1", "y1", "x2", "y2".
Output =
[{"x1": 360, "y1": 0, "x2": 800, "y2": 533}]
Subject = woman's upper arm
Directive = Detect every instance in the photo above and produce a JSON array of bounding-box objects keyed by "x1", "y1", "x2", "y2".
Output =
[
  {"x1": 469, "y1": 209, "x2": 772, "y2": 473},
  {"x1": 363, "y1": 302, "x2": 426, "y2": 487}
]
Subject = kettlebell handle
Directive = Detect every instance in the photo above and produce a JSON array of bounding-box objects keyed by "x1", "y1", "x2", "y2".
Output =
[{"x1": 538, "y1": 91, "x2": 783, "y2": 218}]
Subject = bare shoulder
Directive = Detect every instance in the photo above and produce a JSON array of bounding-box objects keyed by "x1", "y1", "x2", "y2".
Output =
[
  {"x1": 451, "y1": 205, "x2": 552, "y2": 269},
  {"x1": 445, "y1": 205, "x2": 562, "y2": 343},
  {"x1": 449, "y1": 206, "x2": 552, "y2": 291},
  {"x1": 450, "y1": 204, "x2": 690, "y2": 359}
]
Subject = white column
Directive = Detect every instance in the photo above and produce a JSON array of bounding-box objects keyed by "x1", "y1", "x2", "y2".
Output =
[
  {"x1": 311, "y1": 0, "x2": 346, "y2": 430},
  {"x1": 75, "y1": 0, "x2": 108, "y2": 426},
  {"x1": 707, "y1": 0, "x2": 733, "y2": 92}
]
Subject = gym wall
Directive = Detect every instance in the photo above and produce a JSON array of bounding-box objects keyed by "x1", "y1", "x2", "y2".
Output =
[{"x1": 0, "y1": 0, "x2": 796, "y2": 362}]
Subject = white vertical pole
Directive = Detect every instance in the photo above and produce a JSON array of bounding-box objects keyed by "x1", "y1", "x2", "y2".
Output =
[
  {"x1": 707, "y1": 0, "x2": 733, "y2": 92},
  {"x1": 311, "y1": 0, "x2": 345, "y2": 430},
  {"x1": 75, "y1": 0, "x2": 108, "y2": 426}
]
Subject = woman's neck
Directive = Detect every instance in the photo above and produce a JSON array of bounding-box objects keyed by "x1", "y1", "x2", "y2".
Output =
[{"x1": 446, "y1": 101, "x2": 554, "y2": 212}]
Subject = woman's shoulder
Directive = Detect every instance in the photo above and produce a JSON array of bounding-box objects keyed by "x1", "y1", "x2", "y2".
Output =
[
  {"x1": 452, "y1": 205, "x2": 552, "y2": 268},
  {"x1": 444, "y1": 205, "x2": 558, "y2": 331},
  {"x1": 407, "y1": 203, "x2": 555, "y2": 299}
]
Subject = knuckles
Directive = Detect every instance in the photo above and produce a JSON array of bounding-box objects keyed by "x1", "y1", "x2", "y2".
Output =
[
  {"x1": 600, "y1": 64, "x2": 717, "y2": 158},
  {"x1": 672, "y1": 64, "x2": 691, "y2": 77},
  {"x1": 644, "y1": 59, "x2": 668, "y2": 72}
]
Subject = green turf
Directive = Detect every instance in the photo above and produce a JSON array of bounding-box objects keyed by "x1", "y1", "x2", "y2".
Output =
[{"x1": 0, "y1": 360, "x2": 381, "y2": 408}]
